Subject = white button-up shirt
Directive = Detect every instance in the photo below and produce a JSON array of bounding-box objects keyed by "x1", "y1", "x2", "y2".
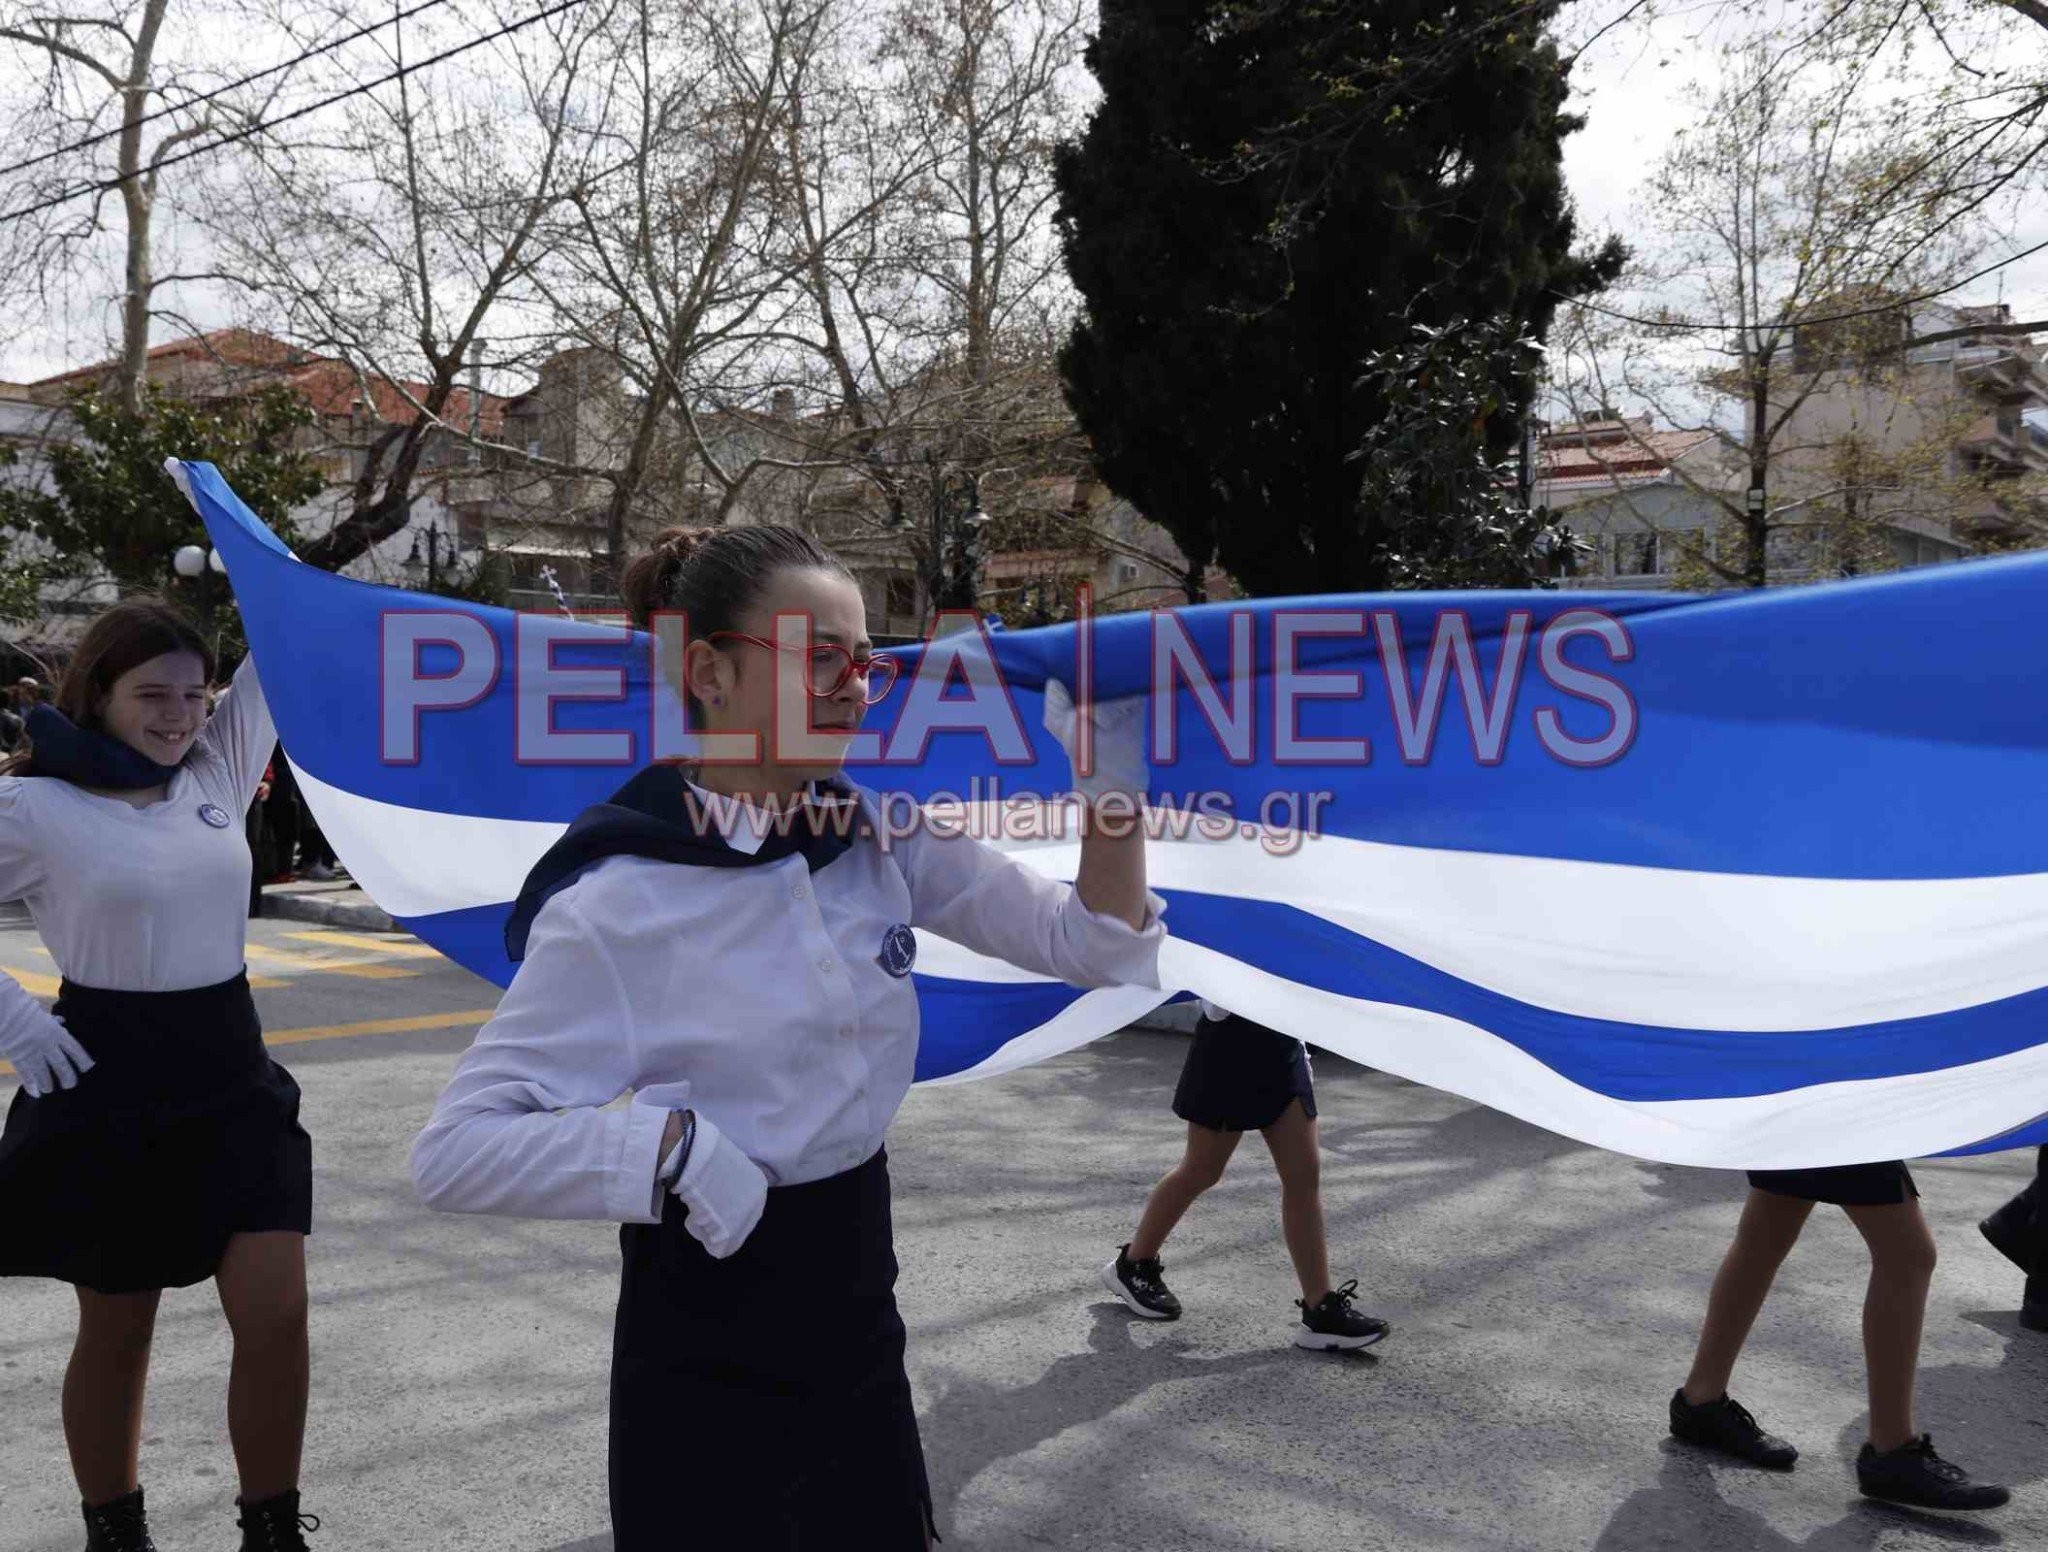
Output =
[{"x1": 411, "y1": 782, "x2": 1167, "y2": 1223}]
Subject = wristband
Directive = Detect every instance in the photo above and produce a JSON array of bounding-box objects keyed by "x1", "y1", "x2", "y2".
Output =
[{"x1": 659, "y1": 1109, "x2": 697, "y2": 1187}]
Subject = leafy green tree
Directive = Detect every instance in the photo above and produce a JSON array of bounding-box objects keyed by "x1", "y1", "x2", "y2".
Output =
[
  {"x1": 1056, "y1": 0, "x2": 1624, "y2": 597},
  {"x1": 1354, "y1": 317, "x2": 1587, "y2": 588},
  {"x1": 0, "y1": 384, "x2": 320, "y2": 589},
  {"x1": 0, "y1": 383, "x2": 323, "y2": 661}
]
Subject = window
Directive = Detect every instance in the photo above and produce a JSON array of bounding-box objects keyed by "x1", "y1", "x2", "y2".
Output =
[
  {"x1": 1655, "y1": 530, "x2": 1701, "y2": 575},
  {"x1": 1614, "y1": 533, "x2": 1657, "y2": 576},
  {"x1": 1115, "y1": 561, "x2": 1139, "y2": 585},
  {"x1": 883, "y1": 575, "x2": 918, "y2": 619},
  {"x1": 1765, "y1": 525, "x2": 1816, "y2": 571}
]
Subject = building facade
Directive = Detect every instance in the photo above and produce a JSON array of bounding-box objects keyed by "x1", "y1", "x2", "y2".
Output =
[{"x1": 6, "y1": 328, "x2": 1218, "y2": 644}]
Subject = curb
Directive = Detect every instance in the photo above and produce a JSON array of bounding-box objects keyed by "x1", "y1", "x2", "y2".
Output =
[
  {"x1": 1131, "y1": 1000, "x2": 1200, "y2": 1035},
  {"x1": 260, "y1": 889, "x2": 399, "y2": 933}
]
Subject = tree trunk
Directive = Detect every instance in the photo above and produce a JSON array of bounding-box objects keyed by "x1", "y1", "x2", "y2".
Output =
[
  {"x1": 115, "y1": 0, "x2": 172, "y2": 418},
  {"x1": 604, "y1": 364, "x2": 679, "y2": 576}
]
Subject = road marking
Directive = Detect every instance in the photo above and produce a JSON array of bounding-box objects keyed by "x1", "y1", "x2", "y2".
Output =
[
  {"x1": 0, "y1": 1008, "x2": 496, "y2": 1075},
  {"x1": 23, "y1": 946, "x2": 286, "y2": 990},
  {"x1": 4, "y1": 967, "x2": 61, "y2": 998},
  {"x1": 242, "y1": 942, "x2": 417, "y2": 980},
  {"x1": 282, "y1": 930, "x2": 443, "y2": 960},
  {"x1": 261, "y1": 1009, "x2": 494, "y2": 1045}
]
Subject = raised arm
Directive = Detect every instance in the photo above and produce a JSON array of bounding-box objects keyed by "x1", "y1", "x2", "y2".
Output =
[
  {"x1": 895, "y1": 674, "x2": 1165, "y2": 986},
  {"x1": 895, "y1": 820, "x2": 1165, "y2": 990},
  {"x1": 409, "y1": 890, "x2": 672, "y2": 1223},
  {"x1": 199, "y1": 650, "x2": 278, "y2": 810}
]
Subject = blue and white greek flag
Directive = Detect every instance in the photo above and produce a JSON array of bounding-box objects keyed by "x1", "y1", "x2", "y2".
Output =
[{"x1": 174, "y1": 459, "x2": 2048, "y2": 1168}]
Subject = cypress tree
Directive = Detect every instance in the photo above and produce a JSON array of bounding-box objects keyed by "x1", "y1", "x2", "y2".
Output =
[{"x1": 1056, "y1": 0, "x2": 1625, "y2": 595}]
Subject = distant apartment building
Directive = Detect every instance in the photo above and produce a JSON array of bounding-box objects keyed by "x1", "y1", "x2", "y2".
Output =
[
  {"x1": 1775, "y1": 299, "x2": 2048, "y2": 560},
  {"x1": 1537, "y1": 302, "x2": 2047, "y2": 593},
  {"x1": 6, "y1": 327, "x2": 1214, "y2": 640},
  {"x1": 441, "y1": 348, "x2": 1208, "y2": 633}
]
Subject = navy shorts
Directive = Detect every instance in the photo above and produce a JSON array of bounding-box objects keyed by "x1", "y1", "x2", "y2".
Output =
[
  {"x1": 1171, "y1": 1013, "x2": 1316, "y2": 1133},
  {"x1": 1747, "y1": 1161, "x2": 1918, "y2": 1206}
]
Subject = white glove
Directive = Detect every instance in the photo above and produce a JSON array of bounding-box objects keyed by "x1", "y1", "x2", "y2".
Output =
[
  {"x1": 1042, "y1": 678, "x2": 1148, "y2": 801},
  {"x1": 0, "y1": 1006, "x2": 93, "y2": 1098},
  {"x1": 670, "y1": 1112, "x2": 769, "y2": 1259}
]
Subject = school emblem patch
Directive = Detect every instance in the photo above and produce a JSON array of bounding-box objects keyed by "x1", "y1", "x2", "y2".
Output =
[
  {"x1": 198, "y1": 803, "x2": 232, "y2": 829},
  {"x1": 877, "y1": 923, "x2": 917, "y2": 978}
]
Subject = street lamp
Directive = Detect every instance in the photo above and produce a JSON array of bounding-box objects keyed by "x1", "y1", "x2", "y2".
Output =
[
  {"x1": 925, "y1": 457, "x2": 990, "y2": 626},
  {"x1": 172, "y1": 544, "x2": 227, "y2": 648},
  {"x1": 404, "y1": 528, "x2": 448, "y2": 592},
  {"x1": 172, "y1": 544, "x2": 223, "y2": 578}
]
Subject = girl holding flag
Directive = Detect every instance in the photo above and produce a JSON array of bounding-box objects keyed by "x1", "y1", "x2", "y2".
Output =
[
  {"x1": 411, "y1": 524, "x2": 1165, "y2": 1548},
  {"x1": 0, "y1": 598, "x2": 319, "y2": 1552}
]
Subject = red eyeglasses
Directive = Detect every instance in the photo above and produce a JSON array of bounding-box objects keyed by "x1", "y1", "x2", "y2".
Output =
[{"x1": 705, "y1": 631, "x2": 902, "y2": 704}]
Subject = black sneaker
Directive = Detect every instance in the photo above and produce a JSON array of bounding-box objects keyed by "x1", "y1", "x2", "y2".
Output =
[
  {"x1": 1978, "y1": 1190, "x2": 2038, "y2": 1276},
  {"x1": 1668, "y1": 1389, "x2": 1799, "y2": 1469},
  {"x1": 1293, "y1": 1280, "x2": 1389, "y2": 1351},
  {"x1": 1857, "y1": 1435, "x2": 2009, "y2": 1511},
  {"x1": 1101, "y1": 1244, "x2": 1181, "y2": 1319}
]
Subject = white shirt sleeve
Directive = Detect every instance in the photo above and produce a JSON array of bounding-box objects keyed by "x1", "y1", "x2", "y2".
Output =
[
  {"x1": 893, "y1": 825, "x2": 1166, "y2": 990},
  {"x1": 0, "y1": 781, "x2": 66, "y2": 1057},
  {"x1": 200, "y1": 650, "x2": 277, "y2": 809},
  {"x1": 410, "y1": 890, "x2": 674, "y2": 1223}
]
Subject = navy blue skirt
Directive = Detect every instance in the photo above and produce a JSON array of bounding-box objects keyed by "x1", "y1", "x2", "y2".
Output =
[
  {"x1": 1172, "y1": 1013, "x2": 1316, "y2": 1133},
  {"x1": 610, "y1": 1147, "x2": 934, "y2": 1549},
  {"x1": 0, "y1": 973, "x2": 311, "y2": 1294}
]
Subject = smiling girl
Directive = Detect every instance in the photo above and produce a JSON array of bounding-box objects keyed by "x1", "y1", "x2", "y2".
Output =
[
  {"x1": 0, "y1": 599, "x2": 318, "y2": 1552},
  {"x1": 412, "y1": 524, "x2": 1165, "y2": 1549}
]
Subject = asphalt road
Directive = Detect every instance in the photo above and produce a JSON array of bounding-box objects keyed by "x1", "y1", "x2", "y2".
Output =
[{"x1": 0, "y1": 920, "x2": 2041, "y2": 1551}]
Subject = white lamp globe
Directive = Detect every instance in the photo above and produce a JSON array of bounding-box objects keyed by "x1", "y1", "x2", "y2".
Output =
[
  {"x1": 173, "y1": 544, "x2": 206, "y2": 578},
  {"x1": 207, "y1": 547, "x2": 225, "y2": 574}
]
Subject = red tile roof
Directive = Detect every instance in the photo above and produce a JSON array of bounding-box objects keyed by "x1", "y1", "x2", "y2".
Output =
[
  {"x1": 1537, "y1": 418, "x2": 1716, "y2": 482},
  {"x1": 32, "y1": 328, "x2": 509, "y2": 435}
]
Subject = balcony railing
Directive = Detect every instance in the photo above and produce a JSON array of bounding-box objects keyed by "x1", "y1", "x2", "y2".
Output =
[{"x1": 1958, "y1": 349, "x2": 2048, "y2": 406}]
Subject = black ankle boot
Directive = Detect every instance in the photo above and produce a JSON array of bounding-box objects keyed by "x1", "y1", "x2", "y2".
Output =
[
  {"x1": 235, "y1": 1490, "x2": 320, "y2": 1552},
  {"x1": 81, "y1": 1487, "x2": 157, "y2": 1552}
]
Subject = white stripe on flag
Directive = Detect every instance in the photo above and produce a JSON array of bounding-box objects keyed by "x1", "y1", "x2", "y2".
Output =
[
  {"x1": 295, "y1": 772, "x2": 2048, "y2": 1032},
  {"x1": 1154, "y1": 938, "x2": 2048, "y2": 1169}
]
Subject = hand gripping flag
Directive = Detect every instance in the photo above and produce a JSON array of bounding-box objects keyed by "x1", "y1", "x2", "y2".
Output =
[{"x1": 172, "y1": 459, "x2": 2048, "y2": 1168}]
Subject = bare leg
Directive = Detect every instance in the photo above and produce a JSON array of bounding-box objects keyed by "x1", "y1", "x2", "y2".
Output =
[
  {"x1": 215, "y1": 1232, "x2": 310, "y2": 1502},
  {"x1": 1128, "y1": 1124, "x2": 1243, "y2": 1261},
  {"x1": 1682, "y1": 1189, "x2": 1814, "y2": 1404},
  {"x1": 64, "y1": 1288, "x2": 162, "y2": 1505},
  {"x1": 1259, "y1": 1100, "x2": 1331, "y2": 1304},
  {"x1": 1842, "y1": 1201, "x2": 1938, "y2": 1453}
]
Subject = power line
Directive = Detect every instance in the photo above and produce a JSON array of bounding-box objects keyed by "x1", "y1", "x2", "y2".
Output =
[
  {"x1": 0, "y1": 0, "x2": 587, "y2": 229},
  {"x1": 0, "y1": 0, "x2": 454, "y2": 184},
  {"x1": 1558, "y1": 234, "x2": 2048, "y2": 337}
]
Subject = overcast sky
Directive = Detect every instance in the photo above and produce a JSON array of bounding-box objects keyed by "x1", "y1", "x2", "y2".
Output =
[{"x1": 1559, "y1": 0, "x2": 2048, "y2": 334}]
